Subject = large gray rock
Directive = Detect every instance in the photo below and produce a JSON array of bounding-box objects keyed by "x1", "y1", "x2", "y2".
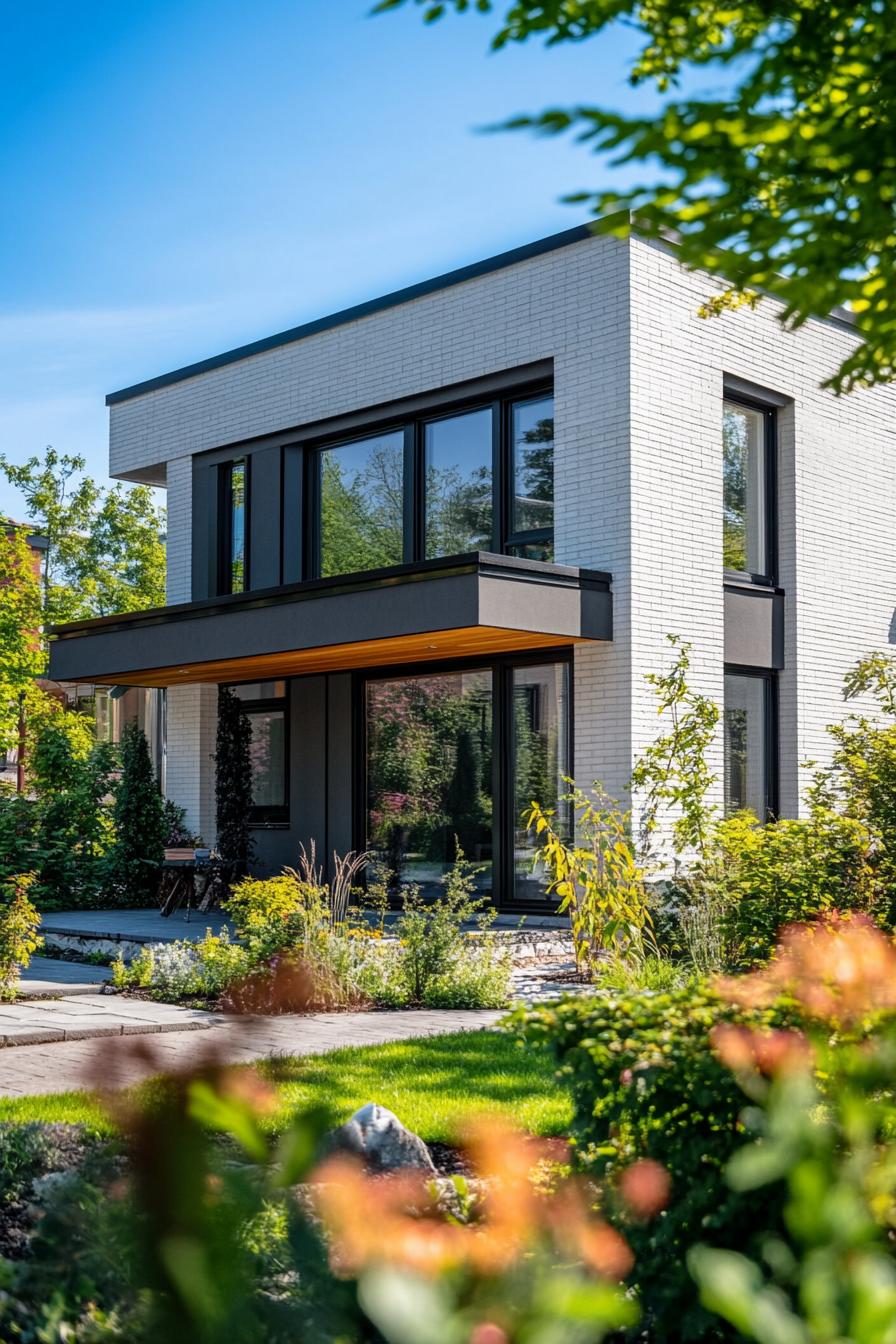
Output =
[{"x1": 325, "y1": 1103, "x2": 437, "y2": 1175}]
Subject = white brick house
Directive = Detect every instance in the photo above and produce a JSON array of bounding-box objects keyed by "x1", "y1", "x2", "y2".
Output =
[{"x1": 48, "y1": 225, "x2": 896, "y2": 907}]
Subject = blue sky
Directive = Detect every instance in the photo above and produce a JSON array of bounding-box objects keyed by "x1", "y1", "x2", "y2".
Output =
[{"x1": 0, "y1": 0, "x2": 659, "y2": 519}]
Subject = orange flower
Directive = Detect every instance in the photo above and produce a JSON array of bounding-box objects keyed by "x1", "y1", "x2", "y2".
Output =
[
  {"x1": 618, "y1": 1159, "x2": 671, "y2": 1218},
  {"x1": 717, "y1": 913, "x2": 896, "y2": 1026},
  {"x1": 711, "y1": 1024, "x2": 812, "y2": 1077}
]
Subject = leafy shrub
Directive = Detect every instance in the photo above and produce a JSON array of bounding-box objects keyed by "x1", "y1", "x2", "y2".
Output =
[
  {"x1": 0, "y1": 874, "x2": 42, "y2": 1000},
  {"x1": 512, "y1": 983, "x2": 789, "y2": 1341},
  {"x1": 112, "y1": 928, "x2": 248, "y2": 1000},
  {"x1": 713, "y1": 807, "x2": 880, "y2": 967},
  {"x1": 225, "y1": 871, "x2": 330, "y2": 962},
  {"x1": 0, "y1": 1122, "x2": 58, "y2": 1204},
  {"x1": 388, "y1": 854, "x2": 510, "y2": 1007},
  {"x1": 215, "y1": 686, "x2": 254, "y2": 879}
]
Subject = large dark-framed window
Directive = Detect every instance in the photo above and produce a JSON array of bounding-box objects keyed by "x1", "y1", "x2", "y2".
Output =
[
  {"x1": 218, "y1": 458, "x2": 249, "y2": 595},
  {"x1": 229, "y1": 679, "x2": 289, "y2": 825},
  {"x1": 723, "y1": 393, "x2": 777, "y2": 583},
  {"x1": 723, "y1": 666, "x2": 778, "y2": 820},
  {"x1": 356, "y1": 646, "x2": 572, "y2": 909},
  {"x1": 305, "y1": 383, "x2": 554, "y2": 580}
]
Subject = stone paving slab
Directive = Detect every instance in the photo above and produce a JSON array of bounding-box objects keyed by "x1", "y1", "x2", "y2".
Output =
[
  {"x1": 19, "y1": 956, "x2": 114, "y2": 997},
  {"x1": 0, "y1": 993, "x2": 217, "y2": 1049},
  {"x1": 0, "y1": 1010, "x2": 501, "y2": 1096}
]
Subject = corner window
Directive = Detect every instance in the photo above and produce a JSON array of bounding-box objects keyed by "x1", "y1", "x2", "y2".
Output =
[
  {"x1": 231, "y1": 680, "x2": 288, "y2": 823},
  {"x1": 723, "y1": 398, "x2": 774, "y2": 580},
  {"x1": 220, "y1": 459, "x2": 248, "y2": 595},
  {"x1": 508, "y1": 395, "x2": 554, "y2": 561},
  {"x1": 724, "y1": 670, "x2": 776, "y2": 819},
  {"x1": 307, "y1": 385, "x2": 554, "y2": 579}
]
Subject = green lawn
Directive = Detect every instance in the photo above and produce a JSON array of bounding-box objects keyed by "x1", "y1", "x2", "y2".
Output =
[{"x1": 0, "y1": 1030, "x2": 571, "y2": 1142}]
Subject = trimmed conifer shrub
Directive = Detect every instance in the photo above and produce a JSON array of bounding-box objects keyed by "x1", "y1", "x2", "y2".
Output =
[
  {"x1": 215, "y1": 686, "x2": 254, "y2": 880},
  {"x1": 105, "y1": 721, "x2": 166, "y2": 904}
]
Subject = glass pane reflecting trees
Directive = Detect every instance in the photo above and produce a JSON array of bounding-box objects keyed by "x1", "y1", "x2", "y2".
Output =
[
  {"x1": 512, "y1": 662, "x2": 569, "y2": 902},
  {"x1": 425, "y1": 409, "x2": 493, "y2": 557},
  {"x1": 230, "y1": 460, "x2": 247, "y2": 593},
  {"x1": 724, "y1": 672, "x2": 769, "y2": 817},
  {"x1": 319, "y1": 431, "x2": 405, "y2": 578},
  {"x1": 723, "y1": 402, "x2": 767, "y2": 575},
  {"x1": 366, "y1": 668, "x2": 494, "y2": 897},
  {"x1": 511, "y1": 396, "x2": 554, "y2": 554}
]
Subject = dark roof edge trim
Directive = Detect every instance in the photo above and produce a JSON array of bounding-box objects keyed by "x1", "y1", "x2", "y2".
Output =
[{"x1": 105, "y1": 224, "x2": 595, "y2": 406}]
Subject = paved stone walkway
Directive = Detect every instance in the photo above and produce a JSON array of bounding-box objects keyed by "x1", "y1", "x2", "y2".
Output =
[
  {"x1": 19, "y1": 957, "x2": 114, "y2": 996},
  {"x1": 0, "y1": 1010, "x2": 501, "y2": 1098},
  {"x1": 0, "y1": 994, "x2": 215, "y2": 1049}
]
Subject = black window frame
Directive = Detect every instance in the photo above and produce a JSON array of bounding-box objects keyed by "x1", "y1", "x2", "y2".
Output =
[
  {"x1": 217, "y1": 458, "x2": 250, "y2": 596},
  {"x1": 722, "y1": 392, "x2": 778, "y2": 586},
  {"x1": 723, "y1": 665, "x2": 779, "y2": 820},
  {"x1": 227, "y1": 679, "x2": 290, "y2": 827},
  {"x1": 353, "y1": 645, "x2": 573, "y2": 912},
  {"x1": 304, "y1": 380, "x2": 554, "y2": 580}
]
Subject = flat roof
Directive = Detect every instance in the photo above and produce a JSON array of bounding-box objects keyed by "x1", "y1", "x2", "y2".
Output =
[{"x1": 106, "y1": 223, "x2": 595, "y2": 407}]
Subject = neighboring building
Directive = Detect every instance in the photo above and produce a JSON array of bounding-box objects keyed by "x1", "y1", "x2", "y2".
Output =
[{"x1": 47, "y1": 225, "x2": 896, "y2": 904}]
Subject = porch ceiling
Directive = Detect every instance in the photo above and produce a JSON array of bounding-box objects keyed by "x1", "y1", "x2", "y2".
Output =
[{"x1": 48, "y1": 552, "x2": 612, "y2": 689}]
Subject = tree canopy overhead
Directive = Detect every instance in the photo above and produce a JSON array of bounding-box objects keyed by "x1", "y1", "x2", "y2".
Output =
[{"x1": 376, "y1": 0, "x2": 896, "y2": 394}]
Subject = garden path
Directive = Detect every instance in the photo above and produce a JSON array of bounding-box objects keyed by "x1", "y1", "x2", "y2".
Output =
[{"x1": 0, "y1": 1008, "x2": 501, "y2": 1098}]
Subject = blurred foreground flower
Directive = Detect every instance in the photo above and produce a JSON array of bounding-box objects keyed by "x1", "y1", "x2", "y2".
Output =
[{"x1": 716, "y1": 911, "x2": 896, "y2": 1025}]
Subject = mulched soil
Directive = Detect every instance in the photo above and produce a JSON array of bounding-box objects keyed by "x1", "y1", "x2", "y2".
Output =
[{"x1": 0, "y1": 1124, "x2": 94, "y2": 1260}]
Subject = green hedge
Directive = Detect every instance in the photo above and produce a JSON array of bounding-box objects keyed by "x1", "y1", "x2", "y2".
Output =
[{"x1": 512, "y1": 984, "x2": 790, "y2": 1342}]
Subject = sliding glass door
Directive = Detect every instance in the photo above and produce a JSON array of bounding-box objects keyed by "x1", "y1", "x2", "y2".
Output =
[{"x1": 363, "y1": 653, "x2": 570, "y2": 907}]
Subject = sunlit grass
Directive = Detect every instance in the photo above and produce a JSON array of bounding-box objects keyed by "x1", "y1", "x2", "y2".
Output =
[{"x1": 0, "y1": 1030, "x2": 571, "y2": 1142}]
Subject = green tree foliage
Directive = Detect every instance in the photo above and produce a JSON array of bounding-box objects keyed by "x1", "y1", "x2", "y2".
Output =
[
  {"x1": 377, "y1": 0, "x2": 896, "y2": 393},
  {"x1": 0, "y1": 447, "x2": 166, "y2": 624},
  {"x1": 105, "y1": 722, "x2": 166, "y2": 904},
  {"x1": 0, "y1": 526, "x2": 45, "y2": 752},
  {"x1": 215, "y1": 687, "x2": 255, "y2": 877},
  {"x1": 320, "y1": 444, "x2": 404, "y2": 576},
  {"x1": 0, "y1": 873, "x2": 42, "y2": 1000}
]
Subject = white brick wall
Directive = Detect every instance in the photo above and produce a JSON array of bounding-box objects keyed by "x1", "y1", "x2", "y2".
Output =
[
  {"x1": 111, "y1": 229, "x2": 896, "y2": 850},
  {"x1": 628, "y1": 236, "x2": 896, "y2": 831},
  {"x1": 165, "y1": 684, "x2": 217, "y2": 842}
]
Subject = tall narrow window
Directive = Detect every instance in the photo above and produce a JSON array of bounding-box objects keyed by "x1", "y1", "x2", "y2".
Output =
[
  {"x1": 511, "y1": 661, "x2": 569, "y2": 902},
  {"x1": 723, "y1": 400, "x2": 771, "y2": 577},
  {"x1": 724, "y1": 671, "x2": 775, "y2": 818},
  {"x1": 508, "y1": 395, "x2": 554, "y2": 561},
  {"x1": 228, "y1": 459, "x2": 247, "y2": 594},
  {"x1": 318, "y1": 431, "x2": 405, "y2": 578},
  {"x1": 425, "y1": 408, "x2": 493, "y2": 558},
  {"x1": 231, "y1": 681, "x2": 288, "y2": 823}
]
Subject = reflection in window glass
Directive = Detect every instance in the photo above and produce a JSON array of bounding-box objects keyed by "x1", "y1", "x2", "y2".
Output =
[
  {"x1": 247, "y1": 708, "x2": 286, "y2": 809},
  {"x1": 230, "y1": 461, "x2": 247, "y2": 593},
  {"x1": 512, "y1": 662, "x2": 570, "y2": 902},
  {"x1": 723, "y1": 402, "x2": 767, "y2": 574},
  {"x1": 425, "y1": 409, "x2": 493, "y2": 557},
  {"x1": 724, "y1": 673, "x2": 769, "y2": 817},
  {"x1": 511, "y1": 396, "x2": 554, "y2": 545},
  {"x1": 366, "y1": 668, "x2": 493, "y2": 897},
  {"x1": 232, "y1": 681, "x2": 288, "y2": 701},
  {"x1": 319, "y1": 431, "x2": 404, "y2": 578}
]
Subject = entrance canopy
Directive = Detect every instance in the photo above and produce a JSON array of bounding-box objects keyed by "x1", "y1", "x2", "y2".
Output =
[{"x1": 48, "y1": 552, "x2": 612, "y2": 689}]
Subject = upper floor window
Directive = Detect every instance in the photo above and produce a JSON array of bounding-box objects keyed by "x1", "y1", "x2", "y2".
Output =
[
  {"x1": 307, "y1": 386, "x2": 554, "y2": 579},
  {"x1": 723, "y1": 397, "x2": 775, "y2": 581},
  {"x1": 221, "y1": 459, "x2": 248, "y2": 594},
  {"x1": 318, "y1": 430, "x2": 405, "y2": 578}
]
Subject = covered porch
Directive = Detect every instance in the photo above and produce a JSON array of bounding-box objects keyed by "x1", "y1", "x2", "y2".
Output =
[{"x1": 48, "y1": 552, "x2": 611, "y2": 910}]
